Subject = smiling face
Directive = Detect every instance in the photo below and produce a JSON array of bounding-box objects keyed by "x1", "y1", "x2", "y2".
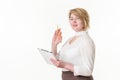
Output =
[
  {"x1": 69, "y1": 14, "x2": 84, "y2": 32},
  {"x1": 69, "y1": 8, "x2": 90, "y2": 32}
]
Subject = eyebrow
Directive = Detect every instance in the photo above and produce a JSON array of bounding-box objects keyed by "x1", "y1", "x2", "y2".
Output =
[{"x1": 69, "y1": 17, "x2": 80, "y2": 19}]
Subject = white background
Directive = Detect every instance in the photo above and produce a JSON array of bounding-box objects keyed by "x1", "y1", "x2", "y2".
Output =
[{"x1": 0, "y1": 0, "x2": 120, "y2": 80}]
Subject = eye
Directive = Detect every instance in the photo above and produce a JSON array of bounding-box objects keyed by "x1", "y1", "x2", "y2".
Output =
[
  {"x1": 69, "y1": 18, "x2": 73, "y2": 20},
  {"x1": 69, "y1": 17, "x2": 80, "y2": 21}
]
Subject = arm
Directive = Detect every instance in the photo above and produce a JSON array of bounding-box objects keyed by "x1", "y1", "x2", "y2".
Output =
[
  {"x1": 52, "y1": 43, "x2": 57, "y2": 56},
  {"x1": 50, "y1": 58, "x2": 74, "y2": 72},
  {"x1": 73, "y1": 38, "x2": 95, "y2": 76},
  {"x1": 51, "y1": 29, "x2": 74, "y2": 70},
  {"x1": 63, "y1": 62, "x2": 74, "y2": 72},
  {"x1": 51, "y1": 28, "x2": 62, "y2": 56}
]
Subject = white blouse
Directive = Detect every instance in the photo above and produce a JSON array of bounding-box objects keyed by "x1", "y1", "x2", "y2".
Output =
[{"x1": 57, "y1": 31, "x2": 95, "y2": 76}]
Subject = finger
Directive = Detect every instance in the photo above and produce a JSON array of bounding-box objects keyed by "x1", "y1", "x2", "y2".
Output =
[
  {"x1": 58, "y1": 33, "x2": 62, "y2": 39},
  {"x1": 56, "y1": 28, "x2": 61, "y2": 35},
  {"x1": 58, "y1": 35, "x2": 62, "y2": 40},
  {"x1": 51, "y1": 59, "x2": 60, "y2": 66},
  {"x1": 54, "y1": 30, "x2": 57, "y2": 37},
  {"x1": 54, "y1": 29, "x2": 60, "y2": 37},
  {"x1": 50, "y1": 58, "x2": 54, "y2": 61},
  {"x1": 57, "y1": 31, "x2": 62, "y2": 38},
  {"x1": 58, "y1": 31, "x2": 62, "y2": 36},
  {"x1": 50, "y1": 58, "x2": 56, "y2": 65},
  {"x1": 50, "y1": 58, "x2": 55, "y2": 62},
  {"x1": 57, "y1": 28, "x2": 61, "y2": 31},
  {"x1": 56, "y1": 28, "x2": 61, "y2": 32},
  {"x1": 50, "y1": 58, "x2": 58, "y2": 64}
]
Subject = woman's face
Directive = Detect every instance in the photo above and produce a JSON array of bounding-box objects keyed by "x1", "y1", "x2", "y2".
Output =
[{"x1": 69, "y1": 14, "x2": 84, "y2": 32}]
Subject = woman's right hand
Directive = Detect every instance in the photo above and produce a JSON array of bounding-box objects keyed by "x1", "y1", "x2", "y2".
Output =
[{"x1": 52, "y1": 28, "x2": 62, "y2": 46}]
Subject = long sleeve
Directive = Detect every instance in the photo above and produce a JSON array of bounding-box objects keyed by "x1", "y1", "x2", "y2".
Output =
[{"x1": 73, "y1": 36, "x2": 95, "y2": 76}]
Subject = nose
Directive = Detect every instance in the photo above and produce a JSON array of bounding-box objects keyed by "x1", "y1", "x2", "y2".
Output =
[{"x1": 72, "y1": 19, "x2": 77, "y2": 23}]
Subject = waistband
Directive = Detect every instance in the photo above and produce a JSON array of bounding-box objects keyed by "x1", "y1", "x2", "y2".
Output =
[{"x1": 62, "y1": 71, "x2": 92, "y2": 77}]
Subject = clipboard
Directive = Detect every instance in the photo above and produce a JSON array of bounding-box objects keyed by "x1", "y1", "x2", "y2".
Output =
[{"x1": 37, "y1": 48, "x2": 56, "y2": 65}]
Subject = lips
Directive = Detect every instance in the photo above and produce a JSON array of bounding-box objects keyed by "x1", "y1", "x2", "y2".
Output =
[{"x1": 73, "y1": 24, "x2": 78, "y2": 27}]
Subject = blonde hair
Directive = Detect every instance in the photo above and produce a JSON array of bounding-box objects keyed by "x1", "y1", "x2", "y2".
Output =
[{"x1": 69, "y1": 8, "x2": 90, "y2": 30}]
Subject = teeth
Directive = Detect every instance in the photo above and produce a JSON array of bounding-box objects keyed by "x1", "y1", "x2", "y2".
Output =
[{"x1": 73, "y1": 25, "x2": 77, "y2": 27}]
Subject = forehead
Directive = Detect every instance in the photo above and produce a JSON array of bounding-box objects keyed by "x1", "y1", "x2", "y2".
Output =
[{"x1": 70, "y1": 14, "x2": 79, "y2": 18}]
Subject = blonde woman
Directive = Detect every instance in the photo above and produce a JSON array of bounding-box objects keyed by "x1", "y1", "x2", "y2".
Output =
[{"x1": 50, "y1": 8, "x2": 95, "y2": 80}]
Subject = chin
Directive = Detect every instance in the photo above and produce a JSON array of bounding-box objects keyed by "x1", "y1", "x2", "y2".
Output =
[
  {"x1": 72, "y1": 28, "x2": 83, "y2": 32},
  {"x1": 72, "y1": 28, "x2": 78, "y2": 32}
]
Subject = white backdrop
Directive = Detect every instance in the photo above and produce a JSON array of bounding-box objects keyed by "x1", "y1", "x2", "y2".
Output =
[{"x1": 0, "y1": 0, "x2": 120, "y2": 80}]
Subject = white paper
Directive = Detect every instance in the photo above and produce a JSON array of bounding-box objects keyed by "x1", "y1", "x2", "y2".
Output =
[{"x1": 37, "y1": 48, "x2": 56, "y2": 65}]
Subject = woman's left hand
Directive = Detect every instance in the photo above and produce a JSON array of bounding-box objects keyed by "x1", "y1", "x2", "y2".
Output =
[{"x1": 50, "y1": 58, "x2": 66, "y2": 68}]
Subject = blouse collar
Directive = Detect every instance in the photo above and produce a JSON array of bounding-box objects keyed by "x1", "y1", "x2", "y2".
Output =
[{"x1": 74, "y1": 30, "x2": 87, "y2": 36}]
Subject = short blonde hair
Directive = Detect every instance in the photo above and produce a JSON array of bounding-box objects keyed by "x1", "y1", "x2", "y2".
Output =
[{"x1": 69, "y1": 8, "x2": 90, "y2": 30}]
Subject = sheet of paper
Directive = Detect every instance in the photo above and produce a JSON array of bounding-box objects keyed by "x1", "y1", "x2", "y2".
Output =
[{"x1": 37, "y1": 48, "x2": 56, "y2": 65}]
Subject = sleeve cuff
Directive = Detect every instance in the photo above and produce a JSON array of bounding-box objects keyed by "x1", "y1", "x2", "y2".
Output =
[
  {"x1": 74, "y1": 65, "x2": 81, "y2": 76},
  {"x1": 73, "y1": 65, "x2": 92, "y2": 76}
]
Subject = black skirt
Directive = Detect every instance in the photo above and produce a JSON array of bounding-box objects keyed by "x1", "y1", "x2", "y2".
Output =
[{"x1": 62, "y1": 71, "x2": 93, "y2": 80}]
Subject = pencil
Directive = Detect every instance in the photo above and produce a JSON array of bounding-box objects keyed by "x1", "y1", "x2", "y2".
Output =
[{"x1": 57, "y1": 25, "x2": 59, "y2": 30}]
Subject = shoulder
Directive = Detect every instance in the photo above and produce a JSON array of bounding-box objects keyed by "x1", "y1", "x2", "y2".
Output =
[{"x1": 77, "y1": 33, "x2": 95, "y2": 47}]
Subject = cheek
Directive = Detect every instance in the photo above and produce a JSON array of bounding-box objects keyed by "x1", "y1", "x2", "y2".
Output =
[
  {"x1": 78, "y1": 20, "x2": 84, "y2": 26},
  {"x1": 77, "y1": 22, "x2": 84, "y2": 29},
  {"x1": 77, "y1": 20, "x2": 83, "y2": 24},
  {"x1": 69, "y1": 21, "x2": 73, "y2": 25}
]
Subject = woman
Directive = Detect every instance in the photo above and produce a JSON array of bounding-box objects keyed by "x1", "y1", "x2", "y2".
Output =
[{"x1": 50, "y1": 8, "x2": 95, "y2": 80}]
